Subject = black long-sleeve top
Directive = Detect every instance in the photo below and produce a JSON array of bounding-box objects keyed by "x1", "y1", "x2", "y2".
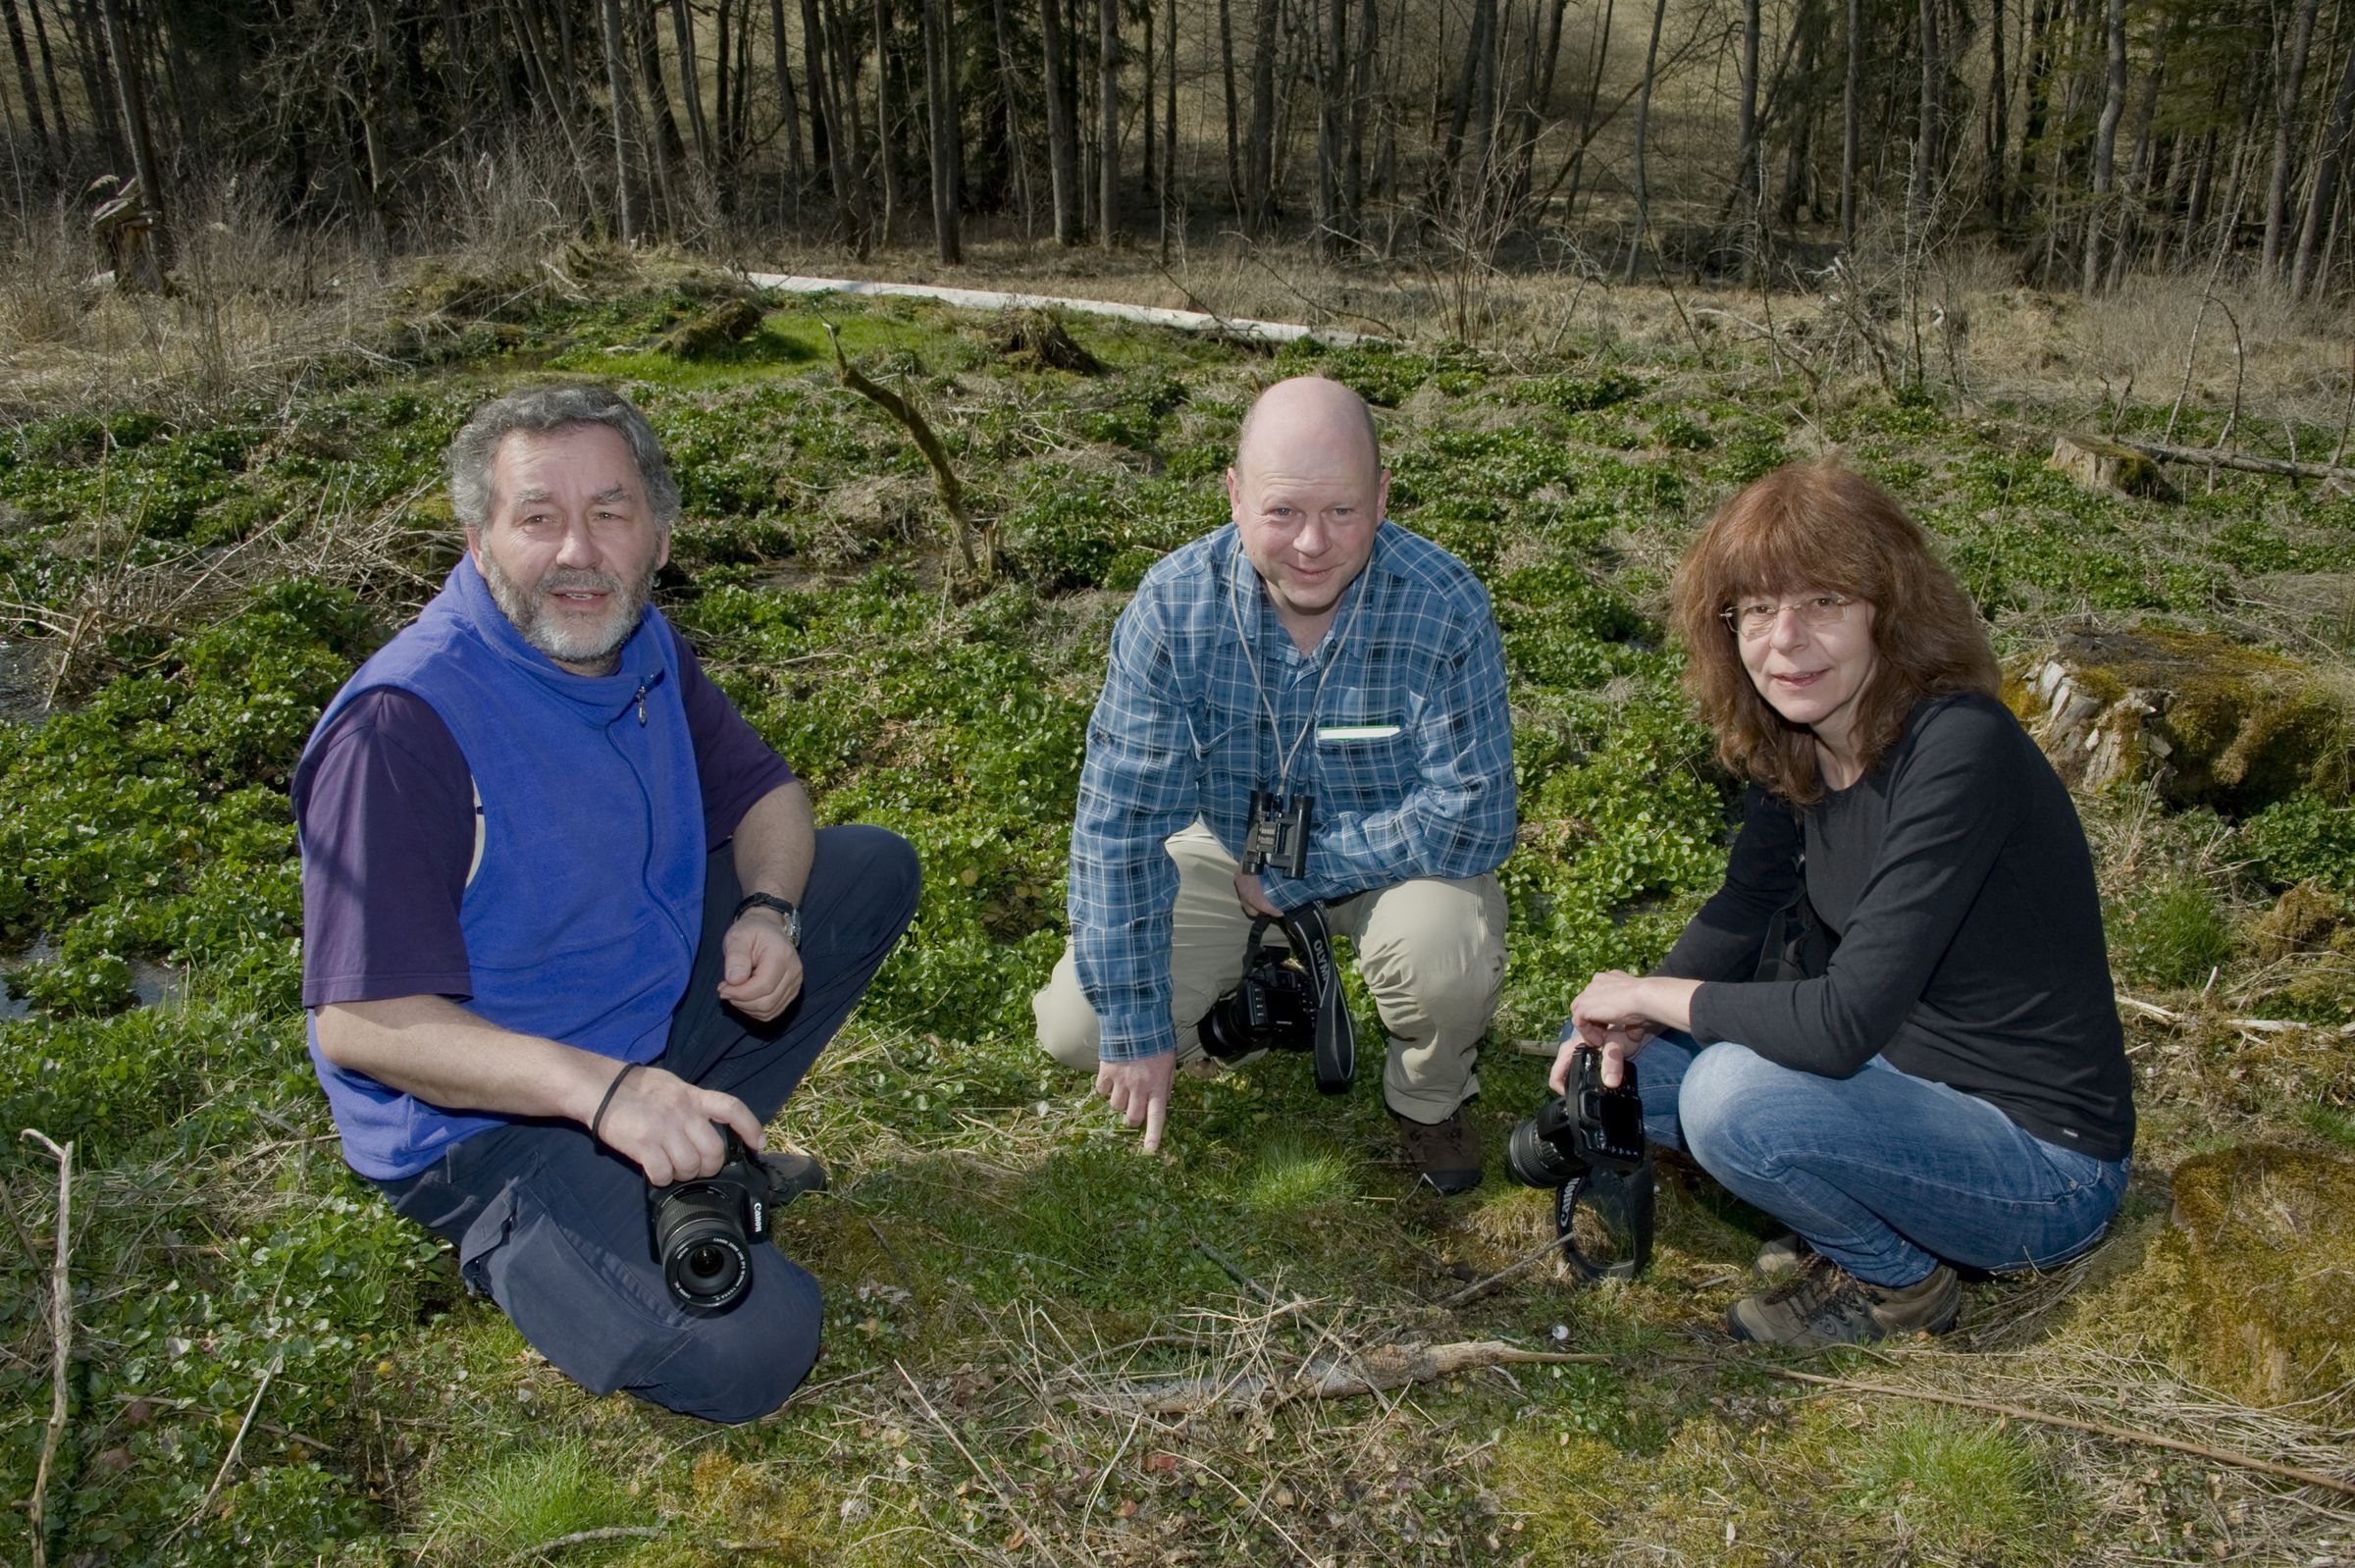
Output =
[{"x1": 1669, "y1": 692, "x2": 2136, "y2": 1162}]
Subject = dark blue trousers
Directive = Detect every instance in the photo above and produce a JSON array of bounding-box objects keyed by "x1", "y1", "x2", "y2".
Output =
[{"x1": 381, "y1": 825, "x2": 920, "y2": 1424}]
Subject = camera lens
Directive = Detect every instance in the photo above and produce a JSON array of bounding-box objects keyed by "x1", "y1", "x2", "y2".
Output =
[
  {"x1": 653, "y1": 1183, "x2": 755, "y2": 1309},
  {"x1": 662, "y1": 1216, "x2": 751, "y2": 1309},
  {"x1": 1504, "y1": 1106, "x2": 1586, "y2": 1188}
]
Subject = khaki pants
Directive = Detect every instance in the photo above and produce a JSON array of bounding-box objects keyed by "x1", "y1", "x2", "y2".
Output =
[{"x1": 1033, "y1": 824, "x2": 1507, "y2": 1122}]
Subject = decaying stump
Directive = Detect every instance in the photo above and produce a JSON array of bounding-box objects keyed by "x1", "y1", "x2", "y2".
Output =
[
  {"x1": 2048, "y1": 434, "x2": 2177, "y2": 500},
  {"x1": 657, "y1": 297, "x2": 766, "y2": 358},
  {"x1": 985, "y1": 309, "x2": 1104, "y2": 375},
  {"x1": 2011, "y1": 624, "x2": 2352, "y2": 812}
]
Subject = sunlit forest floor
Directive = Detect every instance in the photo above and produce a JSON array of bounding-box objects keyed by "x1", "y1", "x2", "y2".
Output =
[{"x1": 1, "y1": 243, "x2": 2351, "y2": 1565}]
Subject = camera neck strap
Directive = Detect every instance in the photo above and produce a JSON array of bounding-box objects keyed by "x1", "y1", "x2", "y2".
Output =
[
  {"x1": 1225, "y1": 555, "x2": 1373, "y2": 804},
  {"x1": 1552, "y1": 1157, "x2": 1655, "y2": 1282}
]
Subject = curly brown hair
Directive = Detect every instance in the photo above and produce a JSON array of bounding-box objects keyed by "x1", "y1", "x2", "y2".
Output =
[{"x1": 1671, "y1": 459, "x2": 2000, "y2": 805}]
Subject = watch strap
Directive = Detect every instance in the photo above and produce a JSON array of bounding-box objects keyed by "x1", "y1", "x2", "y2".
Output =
[{"x1": 731, "y1": 891, "x2": 802, "y2": 947}]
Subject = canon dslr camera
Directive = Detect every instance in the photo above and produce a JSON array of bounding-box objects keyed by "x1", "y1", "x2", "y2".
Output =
[
  {"x1": 1196, "y1": 904, "x2": 1355, "y2": 1094},
  {"x1": 1505, "y1": 1044, "x2": 1654, "y2": 1281},
  {"x1": 647, "y1": 1129, "x2": 828, "y2": 1311}
]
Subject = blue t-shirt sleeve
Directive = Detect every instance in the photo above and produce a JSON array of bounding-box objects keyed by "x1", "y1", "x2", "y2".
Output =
[{"x1": 293, "y1": 688, "x2": 476, "y2": 1008}]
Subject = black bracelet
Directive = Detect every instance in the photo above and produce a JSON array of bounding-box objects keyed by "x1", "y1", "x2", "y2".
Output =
[{"x1": 589, "y1": 1061, "x2": 643, "y2": 1143}]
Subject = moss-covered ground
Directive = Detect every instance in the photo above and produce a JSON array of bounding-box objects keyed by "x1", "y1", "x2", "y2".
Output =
[{"x1": 2, "y1": 258, "x2": 2351, "y2": 1565}]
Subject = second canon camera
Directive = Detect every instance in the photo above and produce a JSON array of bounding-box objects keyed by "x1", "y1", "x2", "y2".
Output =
[{"x1": 1196, "y1": 903, "x2": 1356, "y2": 1094}]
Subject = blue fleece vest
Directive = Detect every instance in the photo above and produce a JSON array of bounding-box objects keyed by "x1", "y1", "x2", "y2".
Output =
[{"x1": 298, "y1": 557, "x2": 705, "y2": 1179}]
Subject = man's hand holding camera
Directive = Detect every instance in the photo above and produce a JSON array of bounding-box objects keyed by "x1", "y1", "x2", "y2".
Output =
[{"x1": 590, "y1": 1063, "x2": 767, "y2": 1186}]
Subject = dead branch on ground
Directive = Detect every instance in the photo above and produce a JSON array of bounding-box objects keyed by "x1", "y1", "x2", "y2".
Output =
[
  {"x1": 1078, "y1": 1339, "x2": 1611, "y2": 1416},
  {"x1": 1763, "y1": 1367, "x2": 2355, "y2": 1498},
  {"x1": 2115, "y1": 439, "x2": 2355, "y2": 485},
  {"x1": 821, "y1": 318, "x2": 995, "y2": 583},
  {"x1": 20, "y1": 1129, "x2": 72, "y2": 1568}
]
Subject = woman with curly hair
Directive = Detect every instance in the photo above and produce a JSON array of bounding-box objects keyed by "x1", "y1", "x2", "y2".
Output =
[{"x1": 1552, "y1": 459, "x2": 2133, "y2": 1347}]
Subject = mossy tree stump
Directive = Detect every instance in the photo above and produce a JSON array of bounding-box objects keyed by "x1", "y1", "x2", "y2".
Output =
[
  {"x1": 2048, "y1": 434, "x2": 2177, "y2": 500},
  {"x1": 2008, "y1": 624, "x2": 2354, "y2": 814},
  {"x1": 657, "y1": 297, "x2": 766, "y2": 358},
  {"x1": 2168, "y1": 1145, "x2": 2355, "y2": 1406}
]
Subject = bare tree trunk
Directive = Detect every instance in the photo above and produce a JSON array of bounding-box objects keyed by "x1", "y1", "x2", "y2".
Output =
[
  {"x1": 814, "y1": 0, "x2": 870, "y2": 250},
  {"x1": 990, "y1": 0, "x2": 1034, "y2": 234},
  {"x1": 26, "y1": 0, "x2": 68, "y2": 153},
  {"x1": 873, "y1": 0, "x2": 902, "y2": 244},
  {"x1": 769, "y1": 0, "x2": 809, "y2": 196},
  {"x1": 714, "y1": 0, "x2": 734, "y2": 159},
  {"x1": 1344, "y1": 0, "x2": 1375, "y2": 230},
  {"x1": 1909, "y1": 0, "x2": 1938, "y2": 228},
  {"x1": 1839, "y1": 0, "x2": 1860, "y2": 245},
  {"x1": 1041, "y1": 0, "x2": 1080, "y2": 240},
  {"x1": 4, "y1": 0, "x2": 55, "y2": 175},
  {"x1": 2015, "y1": 0, "x2": 2053, "y2": 229},
  {"x1": 922, "y1": 0, "x2": 963, "y2": 261},
  {"x1": 2083, "y1": 0, "x2": 2123, "y2": 296},
  {"x1": 670, "y1": 0, "x2": 713, "y2": 167},
  {"x1": 1313, "y1": 0, "x2": 1340, "y2": 253},
  {"x1": 2292, "y1": 22, "x2": 2355, "y2": 298},
  {"x1": 1628, "y1": 0, "x2": 1668, "y2": 278},
  {"x1": 1097, "y1": 0, "x2": 1118, "y2": 245},
  {"x1": 1218, "y1": 0, "x2": 1241, "y2": 216},
  {"x1": 2264, "y1": 0, "x2": 2323, "y2": 275},
  {"x1": 95, "y1": 0, "x2": 164, "y2": 277},
  {"x1": 1161, "y1": 0, "x2": 1177, "y2": 256},
  {"x1": 600, "y1": 0, "x2": 638, "y2": 241},
  {"x1": 1983, "y1": 0, "x2": 2008, "y2": 221},
  {"x1": 801, "y1": 0, "x2": 834, "y2": 172},
  {"x1": 1245, "y1": 0, "x2": 1277, "y2": 231},
  {"x1": 2109, "y1": 17, "x2": 2168, "y2": 288}
]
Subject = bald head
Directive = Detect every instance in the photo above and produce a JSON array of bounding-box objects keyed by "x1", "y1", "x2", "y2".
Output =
[
  {"x1": 1233, "y1": 376, "x2": 1383, "y2": 483},
  {"x1": 1225, "y1": 376, "x2": 1391, "y2": 649}
]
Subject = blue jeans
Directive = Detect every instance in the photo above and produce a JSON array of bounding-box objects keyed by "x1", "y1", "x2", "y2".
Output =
[
  {"x1": 1632, "y1": 1032, "x2": 2129, "y2": 1288},
  {"x1": 381, "y1": 826, "x2": 920, "y2": 1424}
]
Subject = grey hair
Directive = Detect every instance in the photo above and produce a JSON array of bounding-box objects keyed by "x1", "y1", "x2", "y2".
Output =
[{"x1": 445, "y1": 384, "x2": 683, "y2": 535}]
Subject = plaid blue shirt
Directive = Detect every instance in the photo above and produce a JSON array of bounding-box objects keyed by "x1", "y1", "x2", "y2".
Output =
[{"x1": 1071, "y1": 521, "x2": 1516, "y2": 1061}]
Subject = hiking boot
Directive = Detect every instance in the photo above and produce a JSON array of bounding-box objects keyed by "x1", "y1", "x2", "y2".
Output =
[
  {"x1": 1395, "y1": 1108, "x2": 1483, "y2": 1194},
  {"x1": 1754, "y1": 1232, "x2": 1811, "y2": 1280},
  {"x1": 1726, "y1": 1256, "x2": 1961, "y2": 1348}
]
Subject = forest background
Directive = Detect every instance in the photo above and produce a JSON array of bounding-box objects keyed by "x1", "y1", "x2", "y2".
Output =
[{"x1": 2, "y1": 0, "x2": 2354, "y2": 1564}]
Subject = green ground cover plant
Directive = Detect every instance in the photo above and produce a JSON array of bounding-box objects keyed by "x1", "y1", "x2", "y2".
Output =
[{"x1": 2, "y1": 271, "x2": 2351, "y2": 1566}]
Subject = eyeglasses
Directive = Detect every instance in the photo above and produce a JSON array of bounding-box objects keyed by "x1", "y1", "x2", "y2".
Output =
[{"x1": 1720, "y1": 594, "x2": 1856, "y2": 639}]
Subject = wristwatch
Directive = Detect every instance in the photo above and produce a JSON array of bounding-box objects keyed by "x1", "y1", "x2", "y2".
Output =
[{"x1": 731, "y1": 892, "x2": 803, "y2": 949}]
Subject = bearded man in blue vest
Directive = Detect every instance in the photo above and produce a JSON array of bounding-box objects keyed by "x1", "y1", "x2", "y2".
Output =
[{"x1": 293, "y1": 384, "x2": 919, "y2": 1424}]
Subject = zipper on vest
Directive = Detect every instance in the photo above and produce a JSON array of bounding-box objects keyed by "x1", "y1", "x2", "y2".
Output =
[{"x1": 634, "y1": 681, "x2": 648, "y2": 725}]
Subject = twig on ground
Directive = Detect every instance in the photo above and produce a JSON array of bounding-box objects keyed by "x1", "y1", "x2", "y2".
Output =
[
  {"x1": 498, "y1": 1525, "x2": 664, "y2": 1561},
  {"x1": 2118, "y1": 994, "x2": 2355, "y2": 1037},
  {"x1": 1762, "y1": 1367, "x2": 2355, "y2": 1497},
  {"x1": 1083, "y1": 1339, "x2": 1612, "y2": 1415},
  {"x1": 1431, "y1": 1228, "x2": 1580, "y2": 1309},
  {"x1": 894, "y1": 1361, "x2": 1069, "y2": 1568},
  {"x1": 1192, "y1": 1236, "x2": 1281, "y2": 1305},
  {"x1": 19, "y1": 1129, "x2": 72, "y2": 1568}
]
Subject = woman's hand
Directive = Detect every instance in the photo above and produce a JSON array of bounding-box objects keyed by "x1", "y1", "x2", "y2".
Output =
[{"x1": 1548, "y1": 970, "x2": 1701, "y2": 1090}]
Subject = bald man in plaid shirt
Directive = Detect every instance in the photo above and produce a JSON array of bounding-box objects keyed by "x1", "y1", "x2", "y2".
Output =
[{"x1": 1034, "y1": 376, "x2": 1516, "y2": 1191}]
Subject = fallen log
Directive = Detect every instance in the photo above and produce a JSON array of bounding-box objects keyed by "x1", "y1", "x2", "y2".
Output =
[{"x1": 2117, "y1": 439, "x2": 2355, "y2": 485}]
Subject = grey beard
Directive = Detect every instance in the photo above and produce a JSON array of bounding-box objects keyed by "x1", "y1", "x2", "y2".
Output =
[{"x1": 480, "y1": 554, "x2": 654, "y2": 671}]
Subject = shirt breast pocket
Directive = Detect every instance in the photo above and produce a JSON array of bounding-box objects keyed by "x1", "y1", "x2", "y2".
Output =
[{"x1": 1313, "y1": 717, "x2": 1414, "y2": 802}]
